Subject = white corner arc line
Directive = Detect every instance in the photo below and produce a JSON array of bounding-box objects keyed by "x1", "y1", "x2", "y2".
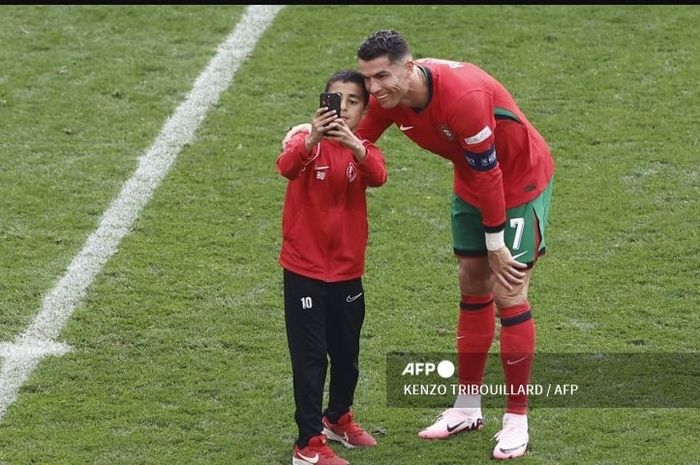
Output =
[{"x1": 0, "y1": 4, "x2": 285, "y2": 421}]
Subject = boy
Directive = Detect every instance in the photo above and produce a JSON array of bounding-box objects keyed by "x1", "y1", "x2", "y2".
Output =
[{"x1": 276, "y1": 70, "x2": 387, "y2": 465}]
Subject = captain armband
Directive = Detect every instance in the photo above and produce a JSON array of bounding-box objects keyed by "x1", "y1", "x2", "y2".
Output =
[{"x1": 465, "y1": 146, "x2": 497, "y2": 171}]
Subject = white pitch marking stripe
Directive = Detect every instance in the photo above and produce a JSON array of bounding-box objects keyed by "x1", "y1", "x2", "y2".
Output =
[
  {"x1": 0, "y1": 340, "x2": 72, "y2": 359},
  {"x1": 0, "y1": 4, "x2": 285, "y2": 421}
]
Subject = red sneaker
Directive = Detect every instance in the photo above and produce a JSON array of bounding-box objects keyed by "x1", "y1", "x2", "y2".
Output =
[
  {"x1": 322, "y1": 410, "x2": 377, "y2": 448},
  {"x1": 292, "y1": 434, "x2": 349, "y2": 465}
]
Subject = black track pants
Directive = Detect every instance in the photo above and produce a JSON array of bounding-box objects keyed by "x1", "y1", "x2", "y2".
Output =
[{"x1": 283, "y1": 269, "x2": 366, "y2": 447}]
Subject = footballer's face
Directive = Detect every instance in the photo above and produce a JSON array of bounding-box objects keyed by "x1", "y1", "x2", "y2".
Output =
[{"x1": 358, "y1": 55, "x2": 412, "y2": 109}]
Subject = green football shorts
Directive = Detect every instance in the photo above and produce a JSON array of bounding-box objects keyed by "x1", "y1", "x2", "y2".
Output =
[{"x1": 451, "y1": 179, "x2": 553, "y2": 266}]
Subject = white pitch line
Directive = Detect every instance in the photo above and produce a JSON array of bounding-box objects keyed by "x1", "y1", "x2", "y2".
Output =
[{"x1": 0, "y1": 4, "x2": 285, "y2": 421}]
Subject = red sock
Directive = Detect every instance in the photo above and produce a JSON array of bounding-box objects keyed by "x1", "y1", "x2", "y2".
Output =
[
  {"x1": 499, "y1": 302, "x2": 536, "y2": 415},
  {"x1": 457, "y1": 294, "x2": 495, "y2": 388}
]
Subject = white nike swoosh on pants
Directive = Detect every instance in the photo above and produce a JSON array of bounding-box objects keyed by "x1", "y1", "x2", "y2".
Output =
[{"x1": 346, "y1": 292, "x2": 363, "y2": 303}]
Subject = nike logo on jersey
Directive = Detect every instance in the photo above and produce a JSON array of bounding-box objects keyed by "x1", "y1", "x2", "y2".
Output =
[
  {"x1": 346, "y1": 292, "x2": 363, "y2": 303},
  {"x1": 399, "y1": 124, "x2": 414, "y2": 131}
]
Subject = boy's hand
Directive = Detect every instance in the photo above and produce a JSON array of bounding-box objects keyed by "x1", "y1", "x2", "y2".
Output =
[
  {"x1": 308, "y1": 108, "x2": 338, "y2": 143},
  {"x1": 299, "y1": 108, "x2": 338, "y2": 153},
  {"x1": 324, "y1": 118, "x2": 367, "y2": 161}
]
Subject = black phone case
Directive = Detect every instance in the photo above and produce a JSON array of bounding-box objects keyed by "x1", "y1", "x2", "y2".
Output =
[{"x1": 319, "y1": 92, "x2": 341, "y2": 117}]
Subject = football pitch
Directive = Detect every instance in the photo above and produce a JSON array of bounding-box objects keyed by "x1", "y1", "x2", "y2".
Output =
[{"x1": 1, "y1": 5, "x2": 698, "y2": 465}]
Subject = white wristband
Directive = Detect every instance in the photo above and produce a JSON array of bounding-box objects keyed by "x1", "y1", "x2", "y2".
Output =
[{"x1": 485, "y1": 230, "x2": 505, "y2": 251}]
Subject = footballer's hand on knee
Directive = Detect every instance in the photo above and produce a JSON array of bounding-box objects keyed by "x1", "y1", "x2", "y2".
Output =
[
  {"x1": 282, "y1": 123, "x2": 312, "y2": 149},
  {"x1": 488, "y1": 247, "x2": 527, "y2": 291}
]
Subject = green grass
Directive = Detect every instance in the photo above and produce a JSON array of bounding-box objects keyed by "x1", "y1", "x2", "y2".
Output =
[{"x1": 1, "y1": 5, "x2": 699, "y2": 465}]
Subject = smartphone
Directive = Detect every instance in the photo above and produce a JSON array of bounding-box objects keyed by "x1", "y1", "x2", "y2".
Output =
[{"x1": 319, "y1": 92, "x2": 342, "y2": 119}]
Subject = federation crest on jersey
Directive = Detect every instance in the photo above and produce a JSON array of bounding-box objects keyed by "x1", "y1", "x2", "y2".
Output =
[
  {"x1": 437, "y1": 124, "x2": 456, "y2": 142},
  {"x1": 346, "y1": 162, "x2": 358, "y2": 182}
]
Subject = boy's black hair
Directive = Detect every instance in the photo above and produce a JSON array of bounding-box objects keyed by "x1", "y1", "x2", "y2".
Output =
[{"x1": 324, "y1": 70, "x2": 369, "y2": 105}]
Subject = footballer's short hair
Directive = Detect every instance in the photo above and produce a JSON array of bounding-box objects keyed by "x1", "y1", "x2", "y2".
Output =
[{"x1": 357, "y1": 29, "x2": 411, "y2": 64}]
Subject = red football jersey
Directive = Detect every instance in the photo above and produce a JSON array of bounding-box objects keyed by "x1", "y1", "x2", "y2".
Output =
[
  {"x1": 358, "y1": 58, "x2": 554, "y2": 229},
  {"x1": 276, "y1": 132, "x2": 387, "y2": 282}
]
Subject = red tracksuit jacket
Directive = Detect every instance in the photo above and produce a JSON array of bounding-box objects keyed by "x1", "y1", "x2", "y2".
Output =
[{"x1": 276, "y1": 132, "x2": 387, "y2": 282}]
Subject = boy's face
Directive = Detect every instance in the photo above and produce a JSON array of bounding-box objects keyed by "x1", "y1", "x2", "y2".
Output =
[{"x1": 327, "y1": 81, "x2": 367, "y2": 132}]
